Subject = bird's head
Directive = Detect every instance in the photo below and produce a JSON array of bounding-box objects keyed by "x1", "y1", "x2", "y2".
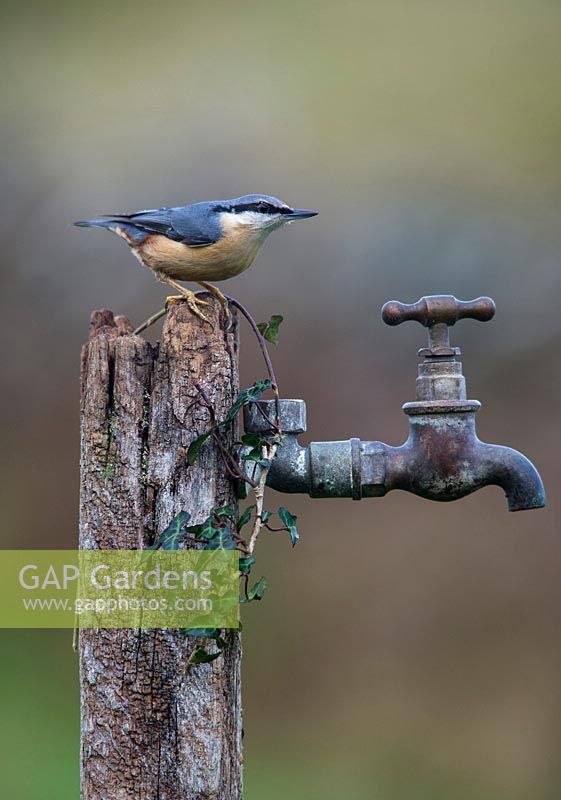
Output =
[{"x1": 213, "y1": 194, "x2": 318, "y2": 237}]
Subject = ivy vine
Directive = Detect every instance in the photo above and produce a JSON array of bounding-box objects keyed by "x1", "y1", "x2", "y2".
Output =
[{"x1": 145, "y1": 309, "x2": 299, "y2": 668}]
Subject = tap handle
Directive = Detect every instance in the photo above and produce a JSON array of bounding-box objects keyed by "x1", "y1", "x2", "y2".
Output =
[{"x1": 382, "y1": 295, "x2": 496, "y2": 328}]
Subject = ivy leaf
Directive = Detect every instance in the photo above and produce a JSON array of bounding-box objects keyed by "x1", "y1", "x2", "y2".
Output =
[
  {"x1": 183, "y1": 629, "x2": 227, "y2": 652},
  {"x1": 242, "y1": 451, "x2": 263, "y2": 464},
  {"x1": 246, "y1": 576, "x2": 267, "y2": 602},
  {"x1": 257, "y1": 315, "x2": 284, "y2": 346},
  {"x1": 147, "y1": 511, "x2": 191, "y2": 551},
  {"x1": 206, "y1": 528, "x2": 237, "y2": 551},
  {"x1": 236, "y1": 505, "x2": 255, "y2": 532},
  {"x1": 241, "y1": 433, "x2": 263, "y2": 448},
  {"x1": 187, "y1": 428, "x2": 216, "y2": 466},
  {"x1": 278, "y1": 507, "x2": 299, "y2": 547},
  {"x1": 186, "y1": 516, "x2": 236, "y2": 550},
  {"x1": 239, "y1": 556, "x2": 256, "y2": 575},
  {"x1": 241, "y1": 431, "x2": 278, "y2": 450},
  {"x1": 187, "y1": 382, "x2": 271, "y2": 469},
  {"x1": 224, "y1": 380, "x2": 272, "y2": 423},
  {"x1": 182, "y1": 628, "x2": 219, "y2": 638},
  {"x1": 189, "y1": 647, "x2": 221, "y2": 664},
  {"x1": 213, "y1": 506, "x2": 236, "y2": 520},
  {"x1": 185, "y1": 517, "x2": 216, "y2": 540}
]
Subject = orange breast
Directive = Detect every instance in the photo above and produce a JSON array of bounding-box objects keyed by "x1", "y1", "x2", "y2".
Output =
[{"x1": 135, "y1": 230, "x2": 267, "y2": 282}]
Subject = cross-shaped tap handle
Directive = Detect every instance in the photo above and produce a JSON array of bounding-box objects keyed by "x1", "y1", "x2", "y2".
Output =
[
  {"x1": 381, "y1": 295, "x2": 496, "y2": 358},
  {"x1": 381, "y1": 295, "x2": 496, "y2": 328}
]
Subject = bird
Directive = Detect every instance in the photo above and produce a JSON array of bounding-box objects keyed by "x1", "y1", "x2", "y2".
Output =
[{"x1": 75, "y1": 194, "x2": 318, "y2": 323}]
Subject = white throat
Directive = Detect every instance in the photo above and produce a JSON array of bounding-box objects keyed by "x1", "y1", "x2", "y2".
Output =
[{"x1": 220, "y1": 210, "x2": 284, "y2": 236}]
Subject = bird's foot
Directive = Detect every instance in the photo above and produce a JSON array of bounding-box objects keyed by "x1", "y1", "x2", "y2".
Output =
[
  {"x1": 196, "y1": 282, "x2": 233, "y2": 331},
  {"x1": 213, "y1": 290, "x2": 233, "y2": 331},
  {"x1": 165, "y1": 292, "x2": 211, "y2": 325}
]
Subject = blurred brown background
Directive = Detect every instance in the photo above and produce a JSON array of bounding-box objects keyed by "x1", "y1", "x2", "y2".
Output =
[{"x1": 1, "y1": 1, "x2": 560, "y2": 797}]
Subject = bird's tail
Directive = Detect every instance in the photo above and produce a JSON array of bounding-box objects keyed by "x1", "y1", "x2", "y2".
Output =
[
  {"x1": 74, "y1": 218, "x2": 120, "y2": 229},
  {"x1": 74, "y1": 218, "x2": 146, "y2": 244}
]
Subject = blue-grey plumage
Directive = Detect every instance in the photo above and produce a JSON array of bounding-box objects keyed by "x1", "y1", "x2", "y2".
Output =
[{"x1": 75, "y1": 194, "x2": 318, "y2": 321}]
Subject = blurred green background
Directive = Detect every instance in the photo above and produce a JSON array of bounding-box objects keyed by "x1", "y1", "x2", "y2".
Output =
[{"x1": 1, "y1": 0, "x2": 561, "y2": 796}]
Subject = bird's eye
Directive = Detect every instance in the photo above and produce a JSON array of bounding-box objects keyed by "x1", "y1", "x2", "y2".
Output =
[{"x1": 230, "y1": 201, "x2": 279, "y2": 214}]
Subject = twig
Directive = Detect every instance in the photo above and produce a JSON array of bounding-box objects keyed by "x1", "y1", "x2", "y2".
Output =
[
  {"x1": 248, "y1": 441, "x2": 279, "y2": 554},
  {"x1": 194, "y1": 382, "x2": 258, "y2": 487},
  {"x1": 221, "y1": 297, "x2": 284, "y2": 553},
  {"x1": 225, "y1": 296, "x2": 281, "y2": 433},
  {"x1": 212, "y1": 431, "x2": 258, "y2": 487},
  {"x1": 254, "y1": 402, "x2": 281, "y2": 434},
  {"x1": 133, "y1": 307, "x2": 167, "y2": 336}
]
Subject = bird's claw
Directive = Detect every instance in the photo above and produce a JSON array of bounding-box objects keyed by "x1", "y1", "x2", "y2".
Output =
[
  {"x1": 165, "y1": 293, "x2": 212, "y2": 327},
  {"x1": 197, "y1": 284, "x2": 232, "y2": 331}
]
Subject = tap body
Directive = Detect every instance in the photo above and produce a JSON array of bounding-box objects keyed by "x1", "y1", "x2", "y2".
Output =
[{"x1": 244, "y1": 399, "x2": 545, "y2": 511}]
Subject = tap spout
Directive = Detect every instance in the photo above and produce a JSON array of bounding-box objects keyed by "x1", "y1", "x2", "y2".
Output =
[
  {"x1": 380, "y1": 408, "x2": 546, "y2": 511},
  {"x1": 473, "y1": 443, "x2": 547, "y2": 511}
]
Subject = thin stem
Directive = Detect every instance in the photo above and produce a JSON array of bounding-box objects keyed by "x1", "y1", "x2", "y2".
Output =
[
  {"x1": 72, "y1": 619, "x2": 79, "y2": 653},
  {"x1": 247, "y1": 441, "x2": 279, "y2": 554},
  {"x1": 193, "y1": 382, "x2": 258, "y2": 487},
  {"x1": 133, "y1": 307, "x2": 167, "y2": 336},
  {"x1": 253, "y1": 402, "x2": 281, "y2": 435},
  {"x1": 225, "y1": 296, "x2": 281, "y2": 433}
]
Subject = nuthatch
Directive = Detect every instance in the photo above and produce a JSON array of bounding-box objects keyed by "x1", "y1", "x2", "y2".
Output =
[{"x1": 75, "y1": 194, "x2": 318, "y2": 321}]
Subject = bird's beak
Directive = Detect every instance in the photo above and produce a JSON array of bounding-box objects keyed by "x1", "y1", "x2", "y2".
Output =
[{"x1": 287, "y1": 208, "x2": 319, "y2": 219}]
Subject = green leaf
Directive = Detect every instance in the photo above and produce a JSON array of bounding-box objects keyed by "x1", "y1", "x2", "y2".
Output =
[
  {"x1": 236, "y1": 505, "x2": 255, "y2": 532},
  {"x1": 240, "y1": 432, "x2": 267, "y2": 463},
  {"x1": 187, "y1": 428, "x2": 216, "y2": 465},
  {"x1": 246, "y1": 576, "x2": 267, "y2": 602},
  {"x1": 278, "y1": 506, "x2": 299, "y2": 546},
  {"x1": 208, "y1": 528, "x2": 237, "y2": 551},
  {"x1": 224, "y1": 380, "x2": 272, "y2": 423},
  {"x1": 183, "y1": 629, "x2": 227, "y2": 651},
  {"x1": 213, "y1": 505, "x2": 236, "y2": 520},
  {"x1": 183, "y1": 628, "x2": 219, "y2": 638},
  {"x1": 185, "y1": 517, "x2": 216, "y2": 539},
  {"x1": 242, "y1": 450, "x2": 264, "y2": 463},
  {"x1": 241, "y1": 433, "x2": 263, "y2": 448},
  {"x1": 147, "y1": 511, "x2": 191, "y2": 551},
  {"x1": 257, "y1": 315, "x2": 284, "y2": 345},
  {"x1": 186, "y1": 516, "x2": 236, "y2": 550},
  {"x1": 187, "y1": 382, "x2": 272, "y2": 470},
  {"x1": 239, "y1": 556, "x2": 256, "y2": 575},
  {"x1": 189, "y1": 647, "x2": 221, "y2": 664}
]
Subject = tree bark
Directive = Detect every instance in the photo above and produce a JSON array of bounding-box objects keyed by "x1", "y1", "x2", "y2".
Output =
[{"x1": 79, "y1": 300, "x2": 242, "y2": 800}]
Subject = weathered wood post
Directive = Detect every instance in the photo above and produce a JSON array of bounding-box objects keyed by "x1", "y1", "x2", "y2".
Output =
[{"x1": 79, "y1": 300, "x2": 242, "y2": 800}]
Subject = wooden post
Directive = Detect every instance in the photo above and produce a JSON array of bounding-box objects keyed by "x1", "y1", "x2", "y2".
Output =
[{"x1": 79, "y1": 300, "x2": 242, "y2": 800}]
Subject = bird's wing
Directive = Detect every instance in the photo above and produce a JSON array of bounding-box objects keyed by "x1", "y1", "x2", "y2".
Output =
[
  {"x1": 106, "y1": 206, "x2": 220, "y2": 247},
  {"x1": 167, "y1": 206, "x2": 222, "y2": 247}
]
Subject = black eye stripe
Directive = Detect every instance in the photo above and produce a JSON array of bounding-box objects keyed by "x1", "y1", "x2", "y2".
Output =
[{"x1": 213, "y1": 202, "x2": 289, "y2": 215}]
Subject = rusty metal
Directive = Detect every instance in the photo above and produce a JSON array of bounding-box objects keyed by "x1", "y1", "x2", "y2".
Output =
[{"x1": 243, "y1": 295, "x2": 546, "y2": 512}]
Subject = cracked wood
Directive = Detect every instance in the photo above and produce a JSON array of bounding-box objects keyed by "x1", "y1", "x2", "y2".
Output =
[{"x1": 79, "y1": 300, "x2": 242, "y2": 800}]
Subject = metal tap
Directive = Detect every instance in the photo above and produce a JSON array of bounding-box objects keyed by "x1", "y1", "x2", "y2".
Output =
[{"x1": 243, "y1": 295, "x2": 546, "y2": 511}]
